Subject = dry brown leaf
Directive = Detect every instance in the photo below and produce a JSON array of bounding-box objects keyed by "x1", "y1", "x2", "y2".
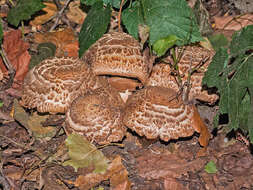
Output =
[
  {"x1": 214, "y1": 14, "x2": 253, "y2": 31},
  {"x1": 4, "y1": 165, "x2": 23, "y2": 180},
  {"x1": 75, "y1": 155, "x2": 131, "y2": 190},
  {"x1": 30, "y1": 2, "x2": 57, "y2": 26},
  {"x1": 164, "y1": 178, "x2": 187, "y2": 190},
  {"x1": 34, "y1": 28, "x2": 79, "y2": 57},
  {"x1": 0, "y1": 30, "x2": 31, "y2": 90},
  {"x1": 66, "y1": 1, "x2": 87, "y2": 24},
  {"x1": 136, "y1": 149, "x2": 206, "y2": 180}
]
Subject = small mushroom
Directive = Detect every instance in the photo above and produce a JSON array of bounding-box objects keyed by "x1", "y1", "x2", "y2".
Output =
[
  {"x1": 146, "y1": 46, "x2": 218, "y2": 104},
  {"x1": 65, "y1": 86, "x2": 126, "y2": 144},
  {"x1": 82, "y1": 31, "x2": 150, "y2": 92},
  {"x1": 123, "y1": 86, "x2": 210, "y2": 147},
  {"x1": 20, "y1": 57, "x2": 104, "y2": 114}
]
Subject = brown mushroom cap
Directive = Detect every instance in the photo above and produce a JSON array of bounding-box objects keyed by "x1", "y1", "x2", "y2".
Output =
[
  {"x1": 20, "y1": 57, "x2": 103, "y2": 114},
  {"x1": 123, "y1": 86, "x2": 210, "y2": 145},
  {"x1": 146, "y1": 46, "x2": 218, "y2": 104},
  {"x1": 65, "y1": 87, "x2": 126, "y2": 144},
  {"x1": 82, "y1": 31, "x2": 149, "y2": 90}
]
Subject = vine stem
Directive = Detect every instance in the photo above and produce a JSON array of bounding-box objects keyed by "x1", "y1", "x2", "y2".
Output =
[{"x1": 118, "y1": 0, "x2": 125, "y2": 31}]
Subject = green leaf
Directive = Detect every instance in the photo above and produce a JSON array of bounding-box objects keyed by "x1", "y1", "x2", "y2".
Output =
[
  {"x1": 64, "y1": 133, "x2": 109, "y2": 173},
  {"x1": 230, "y1": 25, "x2": 253, "y2": 57},
  {"x1": 7, "y1": 0, "x2": 45, "y2": 27},
  {"x1": 0, "y1": 101, "x2": 3, "y2": 108},
  {"x1": 103, "y1": 0, "x2": 125, "y2": 9},
  {"x1": 248, "y1": 87, "x2": 253, "y2": 143},
  {"x1": 0, "y1": 20, "x2": 3, "y2": 44},
  {"x1": 81, "y1": 0, "x2": 125, "y2": 8},
  {"x1": 208, "y1": 33, "x2": 229, "y2": 51},
  {"x1": 122, "y1": 1, "x2": 144, "y2": 39},
  {"x1": 79, "y1": 1, "x2": 111, "y2": 57},
  {"x1": 238, "y1": 92, "x2": 251, "y2": 133},
  {"x1": 202, "y1": 48, "x2": 229, "y2": 89},
  {"x1": 80, "y1": 0, "x2": 100, "y2": 5},
  {"x1": 153, "y1": 35, "x2": 178, "y2": 56},
  {"x1": 226, "y1": 55, "x2": 253, "y2": 130},
  {"x1": 142, "y1": 0, "x2": 203, "y2": 45},
  {"x1": 205, "y1": 161, "x2": 218, "y2": 174}
]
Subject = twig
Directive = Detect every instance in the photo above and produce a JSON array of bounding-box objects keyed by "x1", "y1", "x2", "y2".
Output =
[
  {"x1": 49, "y1": 0, "x2": 72, "y2": 32},
  {"x1": 0, "y1": 45, "x2": 16, "y2": 91},
  {"x1": 0, "y1": 134, "x2": 35, "y2": 151},
  {"x1": 118, "y1": 0, "x2": 125, "y2": 31}
]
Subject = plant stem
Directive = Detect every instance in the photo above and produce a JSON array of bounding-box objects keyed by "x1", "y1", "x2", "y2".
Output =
[{"x1": 118, "y1": 0, "x2": 125, "y2": 31}]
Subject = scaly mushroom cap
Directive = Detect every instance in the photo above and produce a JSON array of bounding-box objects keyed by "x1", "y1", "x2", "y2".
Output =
[
  {"x1": 82, "y1": 31, "x2": 149, "y2": 90},
  {"x1": 123, "y1": 86, "x2": 210, "y2": 146},
  {"x1": 146, "y1": 46, "x2": 218, "y2": 104},
  {"x1": 65, "y1": 87, "x2": 126, "y2": 144},
  {"x1": 20, "y1": 57, "x2": 103, "y2": 114}
]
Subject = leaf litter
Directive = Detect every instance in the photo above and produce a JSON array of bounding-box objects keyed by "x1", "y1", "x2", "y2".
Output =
[{"x1": 0, "y1": 0, "x2": 253, "y2": 189}]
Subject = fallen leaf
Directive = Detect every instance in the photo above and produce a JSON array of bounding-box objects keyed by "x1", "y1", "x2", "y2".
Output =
[
  {"x1": 29, "y1": 42, "x2": 56, "y2": 69},
  {"x1": 13, "y1": 99, "x2": 57, "y2": 139},
  {"x1": 63, "y1": 133, "x2": 109, "y2": 173},
  {"x1": 4, "y1": 165, "x2": 23, "y2": 180},
  {"x1": 0, "y1": 30, "x2": 31, "y2": 89},
  {"x1": 136, "y1": 149, "x2": 206, "y2": 180},
  {"x1": 205, "y1": 161, "x2": 218, "y2": 174},
  {"x1": 30, "y1": 2, "x2": 57, "y2": 26},
  {"x1": 34, "y1": 28, "x2": 79, "y2": 57},
  {"x1": 66, "y1": 1, "x2": 87, "y2": 24},
  {"x1": 214, "y1": 14, "x2": 253, "y2": 31},
  {"x1": 75, "y1": 155, "x2": 131, "y2": 190},
  {"x1": 164, "y1": 178, "x2": 187, "y2": 190}
]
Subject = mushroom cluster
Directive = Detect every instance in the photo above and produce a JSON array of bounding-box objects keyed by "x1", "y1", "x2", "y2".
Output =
[{"x1": 20, "y1": 31, "x2": 217, "y2": 147}]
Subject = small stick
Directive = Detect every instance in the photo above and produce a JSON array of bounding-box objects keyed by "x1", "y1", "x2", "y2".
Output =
[
  {"x1": 49, "y1": 0, "x2": 72, "y2": 32},
  {"x1": 118, "y1": 0, "x2": 125, "y2": 31},
  {"x1": 0, "y1": 45, "x2": 16, "y2": 90}
]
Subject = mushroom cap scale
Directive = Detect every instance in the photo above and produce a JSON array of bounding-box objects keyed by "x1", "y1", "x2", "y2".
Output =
[
  {"x1": 82, "y1": 32, "x2": 149, "y2": 86},
  {"x1": 65, "y1": 88, "x2": 126, "y2": 145},
  {"x1": 20, "y1": 57, "x2": 100, "y2": 114},
  {"x1": 123, "y1": 86, "x2": 196, "y2": 141}
]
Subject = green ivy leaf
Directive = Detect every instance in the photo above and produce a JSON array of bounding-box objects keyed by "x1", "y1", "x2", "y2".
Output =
[
  {"x1": 153, "y1": 35, "x2": 178, "y2": 56},
  {"x1": 122, "y1": 1, "x2": 144, "y2": 39},
  {"x1": 7, "y1": 0, "x2": 45, "y2": 27},
  {"x1": 230, "y1": 25, "x2": 253, "y2": 57},
  {"x1": 142, "y1": 0, "x2": 203, "y2": 45},
  {"x1": 79, "y1": 1, "x2": 111, "y2": 57},
  {"x1": 64, "y1": 133, "x2": 109, "y2": 173},
  {"x1": 205, "y1": 161, "x2": 218, "y2": 174}
]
